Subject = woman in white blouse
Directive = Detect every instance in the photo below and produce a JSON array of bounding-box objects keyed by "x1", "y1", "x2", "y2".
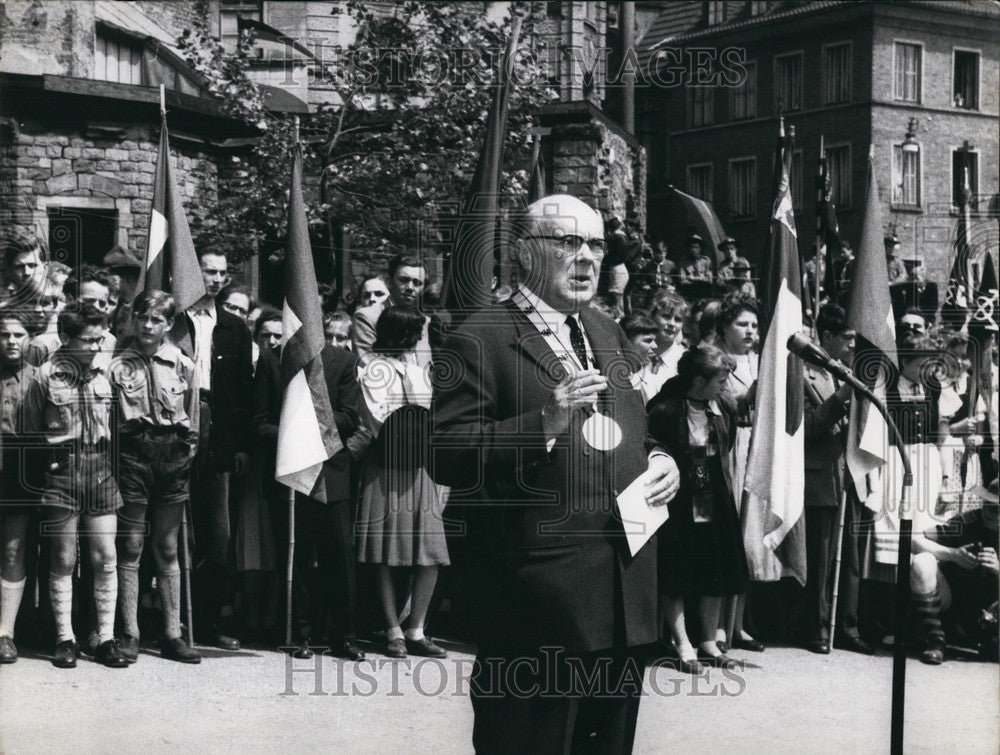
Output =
[{"x1": 356, "y1": 305, "x2": 450, "y2": 660}]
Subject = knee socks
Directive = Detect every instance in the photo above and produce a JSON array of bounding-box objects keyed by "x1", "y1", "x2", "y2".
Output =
[
  {"x1": 50, "y1": 572, "x2": 74, "y2": 643},
  {"x1": 158, "y1": 571, "x2": 182, "y2": 641},
  {"x1": 913, "y1": 588, "x2": 945, "y2": 648},
  {"x1": 93, "y1": 566, "x2": 117, "y2": 644},
  {"x1": 117, "y1": 564, "x2": 140, "y2": 638},
  {"x1": 0, "y1": 578, "x2": 27, "y2": 638}
]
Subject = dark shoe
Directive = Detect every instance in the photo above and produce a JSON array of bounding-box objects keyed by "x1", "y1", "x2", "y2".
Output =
[
  {"x1": 335, "y1": 641, "x2": 366, "y2": 662},
  {"x1": 385, "y1": 637, "x2": 407, "y2": 659},
  {"x1": 0, "y1": 635, "x2": 17, "y2": 663},
  {"x1": 52, "y1": 639, "x2": 79, "y2": 668},
  {"x1": 95, "y1": 639, "x2": 130, "y2": 668},
  {"x1": 119, "y1": 634, "x2": 139, "y2": 664},
  {"x1": 406, "y1": 636, "x2": 447, "y2": 658},
  {"x1": 834, "y1": 632, "x2": 875, "y2": 656},
  {"x1": 161, "y1": 637, "x2": 201, "y2": 664},
  {"x1": 716, "y1": 640, "x2": 730, "y2": 654},
  {"x1": 698, "y1": 651, "x2": 740, "y2": 669},
  {"x1": 806, "y1": 639, "x2": 831, "y2": 655},
  {"x1": 920, "y1": 643, "x2": 945, "y2": 665},
  {"x1": 212, "y1": 629, "x2": 240, "y2": 651},
  {"x1": 733, "y1": 637, "x2": 765, "y2": 652},
  {"x1": 677, "y1": 658, "x2": 707, "y2": 675}
]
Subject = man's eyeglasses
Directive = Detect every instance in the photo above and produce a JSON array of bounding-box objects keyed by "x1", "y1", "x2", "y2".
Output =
[{"x1": 526, "y1": 235, "x2": 607, "y2": 257}]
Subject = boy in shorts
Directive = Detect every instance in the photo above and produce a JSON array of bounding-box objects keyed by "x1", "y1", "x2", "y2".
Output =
[
  {"x1": 110, "y1": 291, "x2": 200, "y2": 663},
  {"x1": 21, "y1": 303, "x2": 127, "y2": 668}
]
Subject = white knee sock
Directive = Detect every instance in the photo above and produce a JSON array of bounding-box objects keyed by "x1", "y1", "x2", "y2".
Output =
[
  {"x1": 93, "y1": 567, "x2": 118, "y2": 644},
  {"x1": 50, "y1": 572, "x2": 75, "y2": 643},
  {"x1": 0, "y1": 578, "x2": 27, "y2": 638},
  {"x1": 158, "y1": 571, "x2": 182, "y2": 641},
  {"x1": 117, "y1": 565, "x2": 140, "y2": 638}
]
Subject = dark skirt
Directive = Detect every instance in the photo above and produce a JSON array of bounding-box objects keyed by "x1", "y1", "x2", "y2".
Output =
[{"x1": 658, "y1": 455, "x2": 748, "y2": 597}]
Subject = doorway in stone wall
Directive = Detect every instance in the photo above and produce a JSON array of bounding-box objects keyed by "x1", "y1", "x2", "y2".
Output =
[{"x1": 47, "y1": 207, "x2": 118, "y2": 270}]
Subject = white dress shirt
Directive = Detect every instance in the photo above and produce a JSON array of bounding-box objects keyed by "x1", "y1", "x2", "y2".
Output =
[{"x1": 188, "y1": 304, "x2": 217, "y2": 391}]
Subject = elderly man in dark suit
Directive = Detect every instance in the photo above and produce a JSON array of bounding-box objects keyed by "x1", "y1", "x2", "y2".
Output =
[
  {"x1": 176, "y1": 248, "x2": 254, "y2": 649},
  {"x1": 432, "y1": 194, "x2": 680, "y2": 754},
  {"x1": 801, "y1": 304, "x2": 873, "y2": 655}
]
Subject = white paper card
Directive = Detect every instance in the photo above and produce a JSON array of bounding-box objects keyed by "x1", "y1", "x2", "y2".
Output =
[{"x1": 616, "y1": 471, "x2": 670, "y2": 557}]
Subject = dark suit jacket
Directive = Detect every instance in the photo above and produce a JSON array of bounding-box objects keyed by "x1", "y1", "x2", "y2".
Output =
[
  {"x1": 176, "y1": 308, "x2": 254, "y2": 462},
  {"x1": 803, "y1": 362, "x2": 850, "y2": 508},
  {"x1": 254, "y1": 345, "x2": 362, "y2": 502},
  {"x1": 430, "y1": 300, "x2": 658, "y2": 654}
]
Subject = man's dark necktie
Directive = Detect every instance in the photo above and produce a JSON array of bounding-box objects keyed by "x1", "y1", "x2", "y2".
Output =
[{"x1": 565, "y1": 315, "x2": 588, "y2": 369}]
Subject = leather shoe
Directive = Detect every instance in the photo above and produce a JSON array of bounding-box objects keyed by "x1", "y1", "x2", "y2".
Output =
[
  {"x1": 920, "y1": 643, "x2": 945, "y2": 665},
  {"x1": 52, "y1": 639, "x2": 79, "y2": 669},
  {"x1": 733, "y1": 637, "x2": 765, "y2": 652},
  {"x1": 161, "y1": 637, "x2": 202, "y2": 664},
  {"x1": 406, "y1": 636, "x2": 447, "y2": 658},
  {"x1": 212, "y1": 631, "x2": 240, "y2": 651},
  {"x1": 716, "y1": 640, "x2": 731, "y2": 654},
  {"x1": 385, "y1": 637, "x2": 407, "y2": 659},
  {"x1": 119, "y1": 633, "x2": 139, "y2": 664},
  {"x1": 834, "y1": 632, "x2": 875, "y2": 656},
  {"x1": 95, "y1": 639, "x2": 130, "y2": 668},
  {"x1": 335, "y1": 641, "x2": 366, "y2": 662},
  {"x1": 0, "y1": 635, "x2": 17, "y2": 663},
  {"x1": 806, "y1": 639, "x2": 831, "y2": 655}
]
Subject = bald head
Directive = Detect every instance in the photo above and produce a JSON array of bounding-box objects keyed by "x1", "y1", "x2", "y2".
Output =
[{"x1": 515, "y1": 194, "x2": 606, "y2": 315}]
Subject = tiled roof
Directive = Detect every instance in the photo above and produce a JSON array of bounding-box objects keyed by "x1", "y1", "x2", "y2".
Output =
[{"x1": 94, "y1": 1, "x2": 180, "y2": 50}]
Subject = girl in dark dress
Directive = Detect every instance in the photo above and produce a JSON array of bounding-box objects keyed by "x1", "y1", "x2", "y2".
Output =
[{"x1": 647, "y1": 344, "x2": 749, "y2": 672}]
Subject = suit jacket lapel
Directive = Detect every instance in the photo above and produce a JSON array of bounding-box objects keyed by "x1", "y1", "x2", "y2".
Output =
[{"x1": 507, "y1": 300, "x2": 562, "y2": 382}]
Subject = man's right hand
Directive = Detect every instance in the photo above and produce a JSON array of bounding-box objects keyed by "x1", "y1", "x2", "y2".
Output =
[
  {"x1": 949, "y1": 544, "x2": 980, "y2": 570},
  {"x1": 541, "y1": 368, "x2": 608, "y2": 439}
]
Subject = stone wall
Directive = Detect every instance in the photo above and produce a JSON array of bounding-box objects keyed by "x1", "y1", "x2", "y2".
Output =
[
  {"x1": 0, "y1": 0, "x2": 95, "y2": 77},
  {"x1": 0, "y1": 117, "x2": 218, "y2": 267}
]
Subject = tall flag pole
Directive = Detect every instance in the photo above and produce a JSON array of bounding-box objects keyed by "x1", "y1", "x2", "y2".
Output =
[
  {"x1": 139, "y1": 84, "x2": 206, "y2": 312},
  {"x1": 744, "y1": 119, "x2": 807, "y2": 585},
  {"x1": 527, "y1": 133, "x2": 545, "y2": 203},
  {"x1": 442, "y1": 13, "x2": 522, "y2": 321},
  {"x1": 845, "y1": 148, "x2": 897, "y2": 518},
  {"x1": 275, "y1": 119, "x2": 343, "y2": 500},
  {"x1": 816, "y1": 135, "x2": 843, "y2": 308}
]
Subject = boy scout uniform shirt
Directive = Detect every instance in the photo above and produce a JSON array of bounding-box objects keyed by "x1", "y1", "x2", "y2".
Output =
[
  {"x1": 21, "y1": 356, "x2": 113, "y2": 445},
  {"x1": 1, "y1": 362, "x2": 38, "y2": 436},
  {"x1": 109, "y1": 341, "x2": 198, "y2": 443}
]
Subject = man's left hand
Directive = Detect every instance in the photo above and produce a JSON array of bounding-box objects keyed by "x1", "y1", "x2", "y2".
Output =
[
  {"x1": 645, "y1": 454, "x2": 680, "y2": 507},
  {"x1": 978, "y1": 547, "x2": 999, "y2": 575}
]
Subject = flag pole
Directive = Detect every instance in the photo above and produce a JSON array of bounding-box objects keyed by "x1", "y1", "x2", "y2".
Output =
[
  {"x1": 285, "y1": 115, "x2": 301, "y2": 652},
  {"x1": 814, "y1": 136, "x2": 824, "y2": 330},
  {"x1": 159, "y1": 83, "x2": 165, "y2": 115}
]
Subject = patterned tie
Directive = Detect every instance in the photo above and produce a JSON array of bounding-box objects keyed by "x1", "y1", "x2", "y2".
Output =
[{"x1": 565, "y1": 315, "x2": 588, "y2": 369}]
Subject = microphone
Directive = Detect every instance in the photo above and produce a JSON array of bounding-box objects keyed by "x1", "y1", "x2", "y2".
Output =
[{"x1": 786, "y1": 332, "x2": 854, "y2": 384}]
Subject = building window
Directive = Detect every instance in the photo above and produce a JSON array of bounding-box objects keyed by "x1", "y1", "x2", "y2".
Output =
[
  {"x1": 823, "y1": 43, "x2": 851, "y2": 105},
  {"x1": 48, "y1": 207, "x2": 118, "y2": 269},
  {"x1": 706, "y1": 1, "x2": 724, "y2": 25},
  {"x1": 220, "y1": 0, "x2": 263, "y2": 51},
  {"x1": 894, "y1": 42, "x2": 921, "y2": 103},
  {"x1": 892, "y1": 146, "x2": 921, "y2": 208},
  {"x1": 774, "y1": 52, "x2": 803, "y2": 112},
  {"x1": 731, "y1": 61, "x2": 756, "y2": 120},
  {"x1": 688, "y1": 87, "x2": 714, "y2": 127},
  {"x1": 95, "y1": 27, "x2": 144, "y2": 85},
  {"x1": 952, "y1": 150, "x2": 979, "y2": 210},
  {"x1": 826, "y1": 144, "x2": 851, "y2": 207},
  {"x1": 606, "y1": 3, "x2": 620, "y2": 29},
  {"x1": 546, "y1": 1, "x2": 563, "y2": 17},
  {"x1": 790, "y1": 150, "x2": 803, "y2": 211},
  {"x1": 749, "y1": 1, "x2": 769, "y2": 14},
  {"x1": 953, "y1": 50, "x2": 979, "y2": 109},
  {"x1": 729, "y1": 158, "x2": 756, "y2": 217},
  {"x1": 687, "y1": 163, "x2": 714, "y2": 204}
]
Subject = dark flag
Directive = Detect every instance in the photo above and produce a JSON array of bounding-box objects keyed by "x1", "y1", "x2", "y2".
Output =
[
  {"x1": 668, "y1": 185, "x2": 727, "y2": 269},
  {"x1": 816, "y1": 146, "x2": 843, "y2": 305},
  {"x1": 528, "y1": 134, "x2": 545, "y2": 203},
  {"x1": 744, "y1": 120, "x2": 806, "y2": 584},
  {"x1": 441, "y1": 14, "x2": 522, "y2": 319},
  {"x1": 275, "y1": 143, "x2": 343, "y2": 501},
  {"x1": 139, "y1": 111, "x2": 206, "y2": 312}
]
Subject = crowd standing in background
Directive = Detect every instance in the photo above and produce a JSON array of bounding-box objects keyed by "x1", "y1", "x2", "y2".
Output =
[{"x1": 0, "y1": 205, "x2": 995, "y2": 684}]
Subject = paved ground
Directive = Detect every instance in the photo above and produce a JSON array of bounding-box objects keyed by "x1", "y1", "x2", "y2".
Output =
[{"x1": 1, "y1": 638, "x2": 996, "y2": 754}]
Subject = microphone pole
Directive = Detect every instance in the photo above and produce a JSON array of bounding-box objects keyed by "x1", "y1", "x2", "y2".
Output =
[{"x1": 787, "y1": 335, "x2": 913, "y2": 755}]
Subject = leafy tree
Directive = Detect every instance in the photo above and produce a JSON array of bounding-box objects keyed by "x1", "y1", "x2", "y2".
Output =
[{"x1": 178, "y1": 0, "x2": 556, "y2": 300}]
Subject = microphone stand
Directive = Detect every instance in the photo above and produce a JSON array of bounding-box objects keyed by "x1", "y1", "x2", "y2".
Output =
[{"x1": 800, "y1": 360, "x2": 914, "y2": 755}]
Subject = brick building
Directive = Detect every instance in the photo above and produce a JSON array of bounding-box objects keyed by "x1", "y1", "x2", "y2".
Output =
[
  {"x1": 0, "y1": 1, "x2": 255, "y2": 275},
  {"x1": 637, "y1": 0, "x2": 999, "y2": 295}
]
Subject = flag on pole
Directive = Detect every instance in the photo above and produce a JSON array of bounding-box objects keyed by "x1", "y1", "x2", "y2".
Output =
[
  {"x1": 528, "y1": 134, "x2": 545, "y2": 203},
  {"x1": 845, "y1": 152, "x2": 897, "y2": 502},
  {"x1": 668, "y1": 185, "x2": 728, "y2": 268},
  {"x1": 139, "y1": 110, "x2": 206, "y2": 312},
  {"x1": 744, "y1": 121, "x2": 806, "y2": 585},
  {"x1": 275, "y1": 142, "x2": 343, "y2": 501},
  {"x1": 816, "y1": 145, "x2": 843, "y2": 306},
  {"x1": 941, "y1": 164, "x2": 989, "y2": 331},
  {"x1": 442, "y1": 14, "x2": 522, "y2": 320}
]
